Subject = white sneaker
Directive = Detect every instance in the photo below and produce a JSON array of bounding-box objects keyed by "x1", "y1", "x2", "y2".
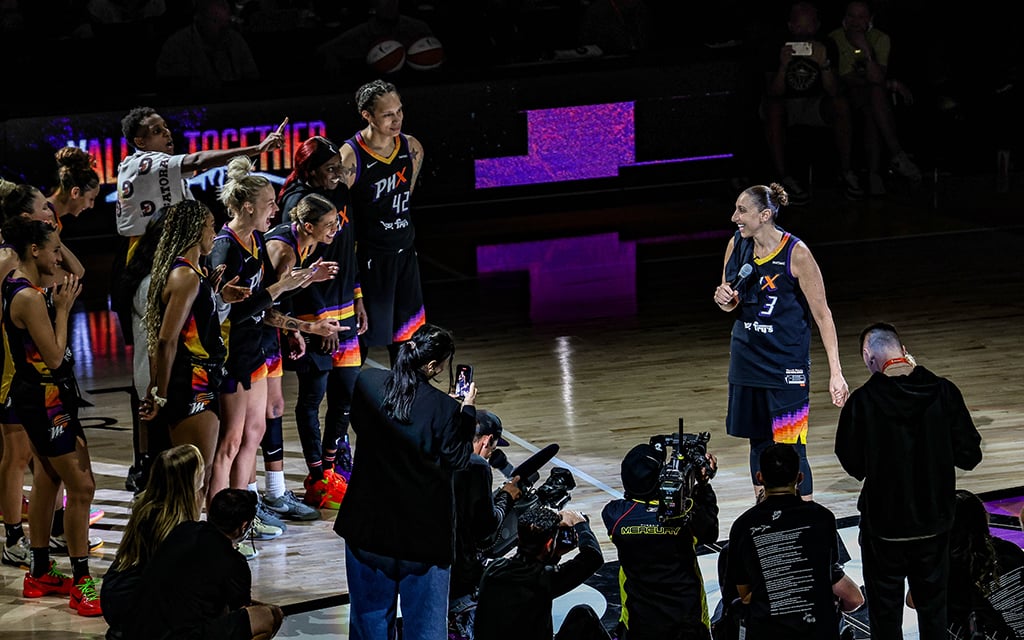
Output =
[
  {"x1": 2, "y1": 536, "x2": 30, "y2": 568},
  {"x1": 237, "y1": 541, "x2": 258, "y2": 560},
  {"x1": 890, "y1": 152, "x2": 922, "y2": 181},
  {"x1": 49, "y1": 533, "x2": 104, "y2": 555},
  {"x1": 841, "y1": 170, "x2": 865, "y2": 199},
  {"x1": 250, "y1": 515, "x2": 283, "y2": 541},
  {"x1": 780, "y1": 176, "x2": 810, "y2": 205}
]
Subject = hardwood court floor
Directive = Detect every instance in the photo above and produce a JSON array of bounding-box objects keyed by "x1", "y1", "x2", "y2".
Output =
[{"x1": 1, "y1": 172, "x2": 1022, "y2": 637}]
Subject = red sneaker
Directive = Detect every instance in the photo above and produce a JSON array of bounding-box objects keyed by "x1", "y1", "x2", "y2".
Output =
[
  {"x1": 70, "y1": 575, "x2": 103, "y2": 617},
  {"x1": 304, "y1": 469, "x2": 348, "y2": 509},
  {"x1": 23, "y1": 561, "x2": 73, "y2": 598}
]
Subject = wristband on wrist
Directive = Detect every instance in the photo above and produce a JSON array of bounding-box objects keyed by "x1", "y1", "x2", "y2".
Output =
[{"x1": 149, "y1": 387, "x2": 168, "y2": 407}]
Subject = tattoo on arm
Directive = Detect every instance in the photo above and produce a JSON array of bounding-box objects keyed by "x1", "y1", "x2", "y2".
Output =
[{"x1": 266, "y1": 309, "x2": 304, "y2": 332}]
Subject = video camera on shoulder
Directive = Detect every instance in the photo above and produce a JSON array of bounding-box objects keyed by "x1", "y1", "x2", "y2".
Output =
[{"x1": 649, "y1": 418, "x2": 715, "y2": 523}]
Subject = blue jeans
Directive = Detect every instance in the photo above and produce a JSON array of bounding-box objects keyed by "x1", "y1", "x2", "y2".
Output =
[{"x1": 346, "y1": 544, "x2": 450, "y2": 640}]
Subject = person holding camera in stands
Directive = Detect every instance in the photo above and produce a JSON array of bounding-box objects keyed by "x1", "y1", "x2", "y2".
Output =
[
  {"x1": 475, "y1": 505, "x2": 608, "y2": 640},
  {"x1": 334, "y1": 323, "x2": 476, "y2": 640},
  {"x1": 449, "y1": 409, "x2": 522, "y2": 638},
  {"x1": 602, "y1": 440, "x2": 719, "y2": 639}
]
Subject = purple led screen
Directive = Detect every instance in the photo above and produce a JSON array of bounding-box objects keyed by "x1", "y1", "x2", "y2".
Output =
[
  {"x1": 475, "y1": 102, "x2": 634, "y2": 189},
  {"x1": 474, "y1": 101, "x2": 732, "y2": 189}
]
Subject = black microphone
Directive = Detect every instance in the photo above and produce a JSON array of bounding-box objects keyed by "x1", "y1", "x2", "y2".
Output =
[
  {"x1": 488, "y1": 449, "x2": 515, "y2": 479},
  {"x1": 729, "y1": 263, "x2": 753, "y2": 289},
  {"x1": 511, "y1": 443, "x2": 559, "y2": 487}
]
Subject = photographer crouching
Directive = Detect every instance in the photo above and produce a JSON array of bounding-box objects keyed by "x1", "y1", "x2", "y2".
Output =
[
  {"x1": 474, "y1": 505, "x2": 609, "y2": 640},
  {"x1": 449, "y1": 410, "x2": 522, "y2": 638},
  {"x1": 601, "y1": 429, "x2": 720, "y2": 640}
]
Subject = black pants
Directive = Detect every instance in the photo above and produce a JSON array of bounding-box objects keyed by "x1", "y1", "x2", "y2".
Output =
[
  {"x1": 556, "y1": 605, "x2": 611, "y2": 640},
  {"x1": 860, "y1": 530, "x2": 949, "y2": 640}
]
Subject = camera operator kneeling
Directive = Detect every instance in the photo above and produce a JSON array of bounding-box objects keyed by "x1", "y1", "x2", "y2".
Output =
[
  {"x1": 474, "y1": 506, "x2": 609, "y2": 640},
  {"x1": 602, "y1": 442, "x2": 720, "y2": 640}
]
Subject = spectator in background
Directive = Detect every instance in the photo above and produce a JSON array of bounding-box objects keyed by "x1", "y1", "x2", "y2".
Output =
[
  {"x1": 126, "y1": 488, "x2": 284, "y2": 639},
  {"x1": 906, "y1": 489, "x2": 1024, "y2": 640},
  {"x1": 577, "y1": 0, "x2": 656, "y2": 56},
  {"x1": 727, "y1": 443, "x2": 861, "y2": 639},
  {"x1": 101, "y1": 444, "x2": 204, "y2": 637},
  {"x1": 760, "y1": 2, "x2": 862, "y2": 205},
  {"x1": 835, "y1": 322, "x2": 983, "y2": 640},
  {"x1": 828, "y1": 1, "x2": 921, "y2": 196},
  {"x1": 155, "y1": 0, "x2": 261, "y2": 92},
  {"x1": 316, "y1": 0, "x2": 438, "y2": 79}
]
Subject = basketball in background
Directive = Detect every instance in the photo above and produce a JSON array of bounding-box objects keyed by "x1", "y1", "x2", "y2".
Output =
[
  {"x1": 366, "y1": 39, "x2": 406, "y2": 74},
  {"x1": 405, "y1": 36, "x2": 445, "y2": 70}
]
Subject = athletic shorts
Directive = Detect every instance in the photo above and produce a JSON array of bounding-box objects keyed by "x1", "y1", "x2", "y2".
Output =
[
  {"x1": 12, "y1": 378, "x2": 85, "y2": 457},
  {"x1": 726, "y1": 383, "x2": 810, "y2": 443},
  {"x1": 163, "y1": 361, "x2": 222, "y2": 425},
  {"x1": 358, "y1": 248, "x2": 425, "y2": 347},
  {"x1": 332, "y1": 334, "x2": 362, "y2": 368},
  {"x1": 222, "y1": 361, "x2": 268, "y2": 393},
  {"x1": 266, "y1": 351, "x2": 283, "y2": 379}
]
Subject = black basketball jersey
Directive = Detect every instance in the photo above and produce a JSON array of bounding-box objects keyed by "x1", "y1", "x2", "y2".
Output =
[{"x1": 344, "y1": 132, "x2": 415, "y2": 252}]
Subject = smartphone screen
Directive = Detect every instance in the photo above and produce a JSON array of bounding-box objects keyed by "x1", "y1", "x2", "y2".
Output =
[{"x1": 455, "y1": 364, "x2": 473, "y2": 398}]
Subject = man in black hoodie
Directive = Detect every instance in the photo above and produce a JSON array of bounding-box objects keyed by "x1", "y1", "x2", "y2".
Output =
[{"x1": 835, "y1": 322, "x2": 982, "y2": 640}]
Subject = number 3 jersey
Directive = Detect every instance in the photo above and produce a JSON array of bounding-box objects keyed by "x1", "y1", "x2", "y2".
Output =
[
  {"x1": 727, "y1": 230, "x2": 812, "y2": 389},
  {"x1": 344, "y1": 132, "x2": 415, "y2": 253}
]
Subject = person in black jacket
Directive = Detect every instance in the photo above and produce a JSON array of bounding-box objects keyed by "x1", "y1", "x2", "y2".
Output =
[
  {"x1": 126, "y1": 488, "x2": 283, "y2": 639},
  {"x1": 474, "y1": 505, "x2": 607, "y2": 640},
  {"x1": 449, "y1": 410, "x2": 522, "y2": 638},
  {"x1": 334, "y1": 322, "x2": 475, "y2": 640},
  {"x1": 835, "y1": 321, "x2": 983, "y2": 640},
  {"x1": 602, "y1": 442, "x2": 719, "y2": 640}
]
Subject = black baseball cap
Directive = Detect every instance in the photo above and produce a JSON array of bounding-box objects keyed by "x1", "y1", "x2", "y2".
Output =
[
  {"x1": 621, "y1": 443, "x2": 663, "y2": 500},
  {"x1": 475, "y1": 409, "x2": 509, "y2": 446}
]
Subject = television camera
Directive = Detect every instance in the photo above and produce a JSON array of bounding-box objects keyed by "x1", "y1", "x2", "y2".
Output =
[
  {"x1": 483, "y1": 444, "x2": 577, "y2": 558},
  {"x1": 649, "y1": 418, "x2": 716, "y2": 523}
]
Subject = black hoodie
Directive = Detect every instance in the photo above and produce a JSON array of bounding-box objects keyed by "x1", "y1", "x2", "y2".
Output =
[{"x1": 835, "y1": 366, "x2": 982, "y2": 539}]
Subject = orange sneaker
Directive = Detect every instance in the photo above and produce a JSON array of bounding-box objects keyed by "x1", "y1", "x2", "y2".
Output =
[
  {"x1": 70, "y1": 575, "x2": 102, "y2": 617},
  {"x1": 23, "y1": 561, "x2": 73, "y2": 598},
  {"x1": 304, "y1": 469, "x2": 348, "y2": 509}
]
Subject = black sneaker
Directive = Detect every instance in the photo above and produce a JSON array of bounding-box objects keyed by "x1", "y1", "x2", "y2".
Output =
[{"x1": 780, "y1": 176, "x2": 810, "y2": 206}]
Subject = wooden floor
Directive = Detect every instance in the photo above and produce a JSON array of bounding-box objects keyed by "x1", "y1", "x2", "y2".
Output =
[{"x1": 2, "y1": 171, "x2": 1022, "y2": 637}]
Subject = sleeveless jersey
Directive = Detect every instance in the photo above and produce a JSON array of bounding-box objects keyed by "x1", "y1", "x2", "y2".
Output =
[
  {"x1": 168, "y1": 257, "x2": 226, "y2": 367},
  {"x1": 1, "y1": 275, "x2": 75, "y2": 386},
  {"x1": 279, "y1": 182, "x2": 361, "y2": 369},
  {"x1": 261, "y1": 222, "x2": 309, "y2": 357},
  {"x1": 727, "y1": 231, "x2": 812, "y2": 389},
  {"x1": 344, "y1": 132, "x2": 415, "y2": 252},
  {"x1": 210, "y1": 225, "x2": 275, "y2": 377}
]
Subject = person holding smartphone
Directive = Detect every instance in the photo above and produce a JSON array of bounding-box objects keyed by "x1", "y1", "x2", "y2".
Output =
[{"x1": 759, "y1": 1, "x2": 861, "y2": 204}]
